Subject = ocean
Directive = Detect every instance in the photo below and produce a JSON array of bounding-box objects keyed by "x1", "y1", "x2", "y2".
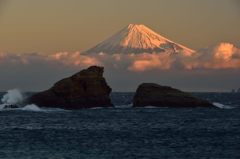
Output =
[{"x1": 0, "y1": 92, "x2": 239, "y2": 159}]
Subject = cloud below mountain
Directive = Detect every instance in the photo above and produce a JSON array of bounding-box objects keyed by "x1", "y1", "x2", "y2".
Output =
[
  {"x1": 0, "y1": 42, "x2": 240, "y2": 91},
  {"x1": 51, "y1": 51, "x2": 101, "y2": 67},
  {"x1": 1, "y1": 43, "x2": 240, "y2": 71},
  {"x1": 184, "y1": 43, "x2": 240, "y2": 69},
  {"x1": 2, "y1": 23, "x2": 238, "y2": 72},
  {"x1": 128, "y1": 42, "x2": 240, "y2": 71}
]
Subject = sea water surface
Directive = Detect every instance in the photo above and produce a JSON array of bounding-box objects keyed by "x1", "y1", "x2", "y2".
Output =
[{"x1": 0, "y1": 92, "x2": 239, "y2": 159}]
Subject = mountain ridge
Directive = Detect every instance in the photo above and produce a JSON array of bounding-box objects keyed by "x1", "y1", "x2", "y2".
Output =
[{"x1": 84, "y1": 24, "x2": 195, "y2": 55}]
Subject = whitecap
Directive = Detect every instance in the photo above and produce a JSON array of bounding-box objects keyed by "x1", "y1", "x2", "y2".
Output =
[
  {"x1": 90, "y1": 107, "x2": 104, "y2": 109},
  {"x1": 213, "y1": 102, "x2": 235, "y2": 109},
  {"x1": 0, "y1": 104, "x2": 7, "y2": 110},
  {"x1": 20, "y1": 105, "x2": 68, "y2": 112},
  {"x1": 114, "y1": 104, "x2": 133, "y2": 108},
  {"x1": 20, "y1": 104, "x2": 42, "y2": 112}
]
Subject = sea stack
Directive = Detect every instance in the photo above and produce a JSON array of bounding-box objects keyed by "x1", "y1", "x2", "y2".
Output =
[
  {"x1": 29, "y1": 66, "x2": 113, "y2": 109},
  {"x1": 133, "y1": 83, "x2": 214, "y2": 108}
]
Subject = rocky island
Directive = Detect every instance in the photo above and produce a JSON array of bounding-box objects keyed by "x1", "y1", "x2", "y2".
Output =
[
  {"x1": 29, "y1": 66, "x2": 113, "y2": 109},
  {"x1": 28, "y1": 67, "x2": 215, "y2": 109},
  {"x1": 133, "y1": 83, "x2": 214, "y2": 108}
]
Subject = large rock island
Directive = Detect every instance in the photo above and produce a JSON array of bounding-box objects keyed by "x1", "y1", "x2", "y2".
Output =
[
  {"x1": 29, "y1": 66, "x2": 113, "y2": 109},
  {"x1": 133, "y1": 83, "x2": 214, "y2": 108}
]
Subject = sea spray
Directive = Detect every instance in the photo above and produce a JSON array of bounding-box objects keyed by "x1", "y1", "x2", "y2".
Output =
[
  {"x1": 0, "y1": 89, "x2": 63, "y2": 112},
  {"x1": 1, "y1": 89, "x2": 23, "y2": 105},
  {"x1": 0, "y1": 90, "x2": 62, "y2": 112},
  {"x1": 21, "y1": 104, "x2": 42, "y2": 111}
]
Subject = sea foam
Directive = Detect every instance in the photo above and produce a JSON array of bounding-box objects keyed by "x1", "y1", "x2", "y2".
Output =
[{"x1": 213, "y1": 102, "x2": 234, "y2": 109}]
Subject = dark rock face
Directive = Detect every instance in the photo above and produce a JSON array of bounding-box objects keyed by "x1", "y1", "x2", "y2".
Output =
[
  {"x1": 133, "y1": 83, "x2": 214, "y2": 108},
  {"x1": 29, "y1": 66, "x2": 113, "y2": 109}
]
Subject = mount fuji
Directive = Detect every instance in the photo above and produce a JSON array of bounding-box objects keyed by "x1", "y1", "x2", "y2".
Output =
[{"x1": 84, "y1": 24, "x2": 195, "y2": 55}]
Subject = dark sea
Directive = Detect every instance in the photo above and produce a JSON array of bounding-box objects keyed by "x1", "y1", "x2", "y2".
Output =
[{"x1": 0, "y1": 92, "x2": 239, "y2": 159}]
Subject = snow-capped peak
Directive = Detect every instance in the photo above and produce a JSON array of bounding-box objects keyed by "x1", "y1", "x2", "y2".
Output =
[{"x1": 85, "y1": 24, "x2": 195, "y2": 55}]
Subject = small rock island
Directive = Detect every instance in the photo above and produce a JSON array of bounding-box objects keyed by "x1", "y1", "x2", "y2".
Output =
[
  {"x1": 29, "y1": 66, "x2": 113, "y2": 109},
  {"x1": 133, "y1": 83, "x2": 214, "y2": 108}
]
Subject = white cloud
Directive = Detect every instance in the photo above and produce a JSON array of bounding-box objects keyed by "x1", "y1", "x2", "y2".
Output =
[
  {"x1": 184, "y1": 43, "x2": 240, "y2": 69},
  {"x1": 128, "y1": 53, "x2": 174, "y2": 71},
  {"x1": 0, "y1": 42, "x2": 239, "y2": 72},
  {"x1": 50, "y1": 51, "x2": 101, "y2": 67},
  {"x1": 0, "y1": 43, "x2": 239, "y2": 91}
]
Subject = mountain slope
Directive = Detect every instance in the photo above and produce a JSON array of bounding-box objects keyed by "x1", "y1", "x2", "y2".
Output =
[{"x1": 84, "y1": 24, "x2": 195, "y2": 55}]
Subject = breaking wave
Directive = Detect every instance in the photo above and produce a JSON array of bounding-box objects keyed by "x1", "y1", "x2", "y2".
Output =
[
  {"x1": 0, "y1": 89, "x2": 238, "y2": 111},
  {"x1": 0, "y1": 89, "x2": 67, "y2": 112},
  {"x1": 20, "y1": 104, "x2": 42, "y2": 111},
  {"x1": 1, "y1": 89, "x2": 23, "y2": 105},
  {"x1": 213, "y1": 102, "x2": 235, "y2": 109}
]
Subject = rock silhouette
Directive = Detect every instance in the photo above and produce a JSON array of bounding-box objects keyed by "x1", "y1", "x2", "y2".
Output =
[
  {"x1": 29, "y1": 66, "x2": 113, "y2": 109},
  {"x1": 133, "y1": 83, "x2": 214, "y2": 108}
]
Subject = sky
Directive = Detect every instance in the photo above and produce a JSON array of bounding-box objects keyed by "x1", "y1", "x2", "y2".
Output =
[
  {"x1": 0, "y1": 0, "x2": 239, "y2": 53},
  {"x1": 0, "y1": 0, "x2": 239, "y2": 92}
]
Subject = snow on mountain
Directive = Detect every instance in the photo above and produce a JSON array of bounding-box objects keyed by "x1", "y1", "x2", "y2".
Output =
[{"x1": 84, "y1": 24, "x2": 195, "y2": 55}]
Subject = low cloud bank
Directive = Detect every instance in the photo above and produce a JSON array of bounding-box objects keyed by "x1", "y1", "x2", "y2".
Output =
[
  {"x1": 0, "y1": 52, "x2": 99, "y2": 67},
  {"x1": 51, "y1": 51, "x2": 100, "y2": 67},
  {"x1": 0, "y1": 42, "x2": 240, "y2": 72},
  {"x1": 127, "y1": 42, "x2": 240, "y2": 71},
  {"x1": 0, "y1": 42, "x2": 239, "y2": 91},
  {"x1": 184, "y1": 43, "x2": 240, "y2": 70},
  {"x1": 53, "y1": 42, "x2": 240, "y2": 71}
]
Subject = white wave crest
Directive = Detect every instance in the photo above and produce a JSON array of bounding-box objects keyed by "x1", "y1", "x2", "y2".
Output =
[
  {"x1": 0, "y1": 104, "x2": 7, "y2": 110},
  {"x1": 213, "y1": 102, "x2": 234, "y2": 109},
  {"x1": 20, "y1": 104, "x2": 42, "y2": 111},
  {"x1": 114, "y1": 104, "x2": 133, "y2": 108}
]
